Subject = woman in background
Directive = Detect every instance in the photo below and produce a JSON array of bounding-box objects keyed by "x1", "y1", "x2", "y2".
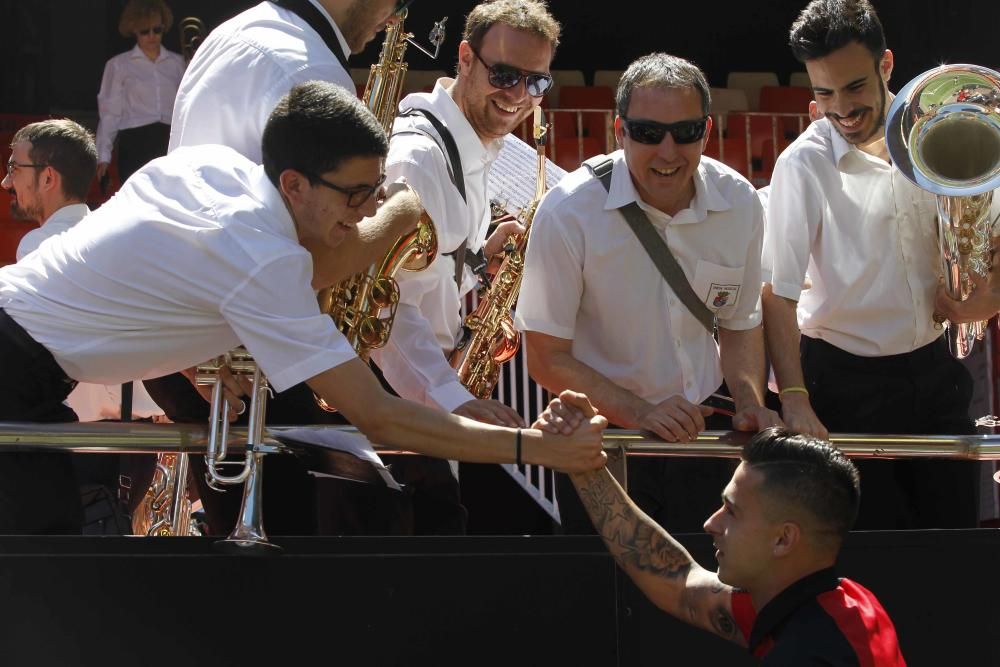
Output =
[{"x1": 96, "y1": 0, "x2": 184, "y2": 183}]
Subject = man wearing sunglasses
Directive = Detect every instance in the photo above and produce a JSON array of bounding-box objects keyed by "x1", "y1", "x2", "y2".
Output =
[
  {"x1": 362, "y1": 0, "x2": 558, "y2": 531},
  {"x1": 516, "y1": 53, "x2": 781, "y2": 534},
  {"x1": 0, "y1": 82, "x2": 608, "y2": 535}
]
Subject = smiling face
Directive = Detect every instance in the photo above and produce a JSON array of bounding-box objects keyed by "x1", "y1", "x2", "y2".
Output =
[
  {"x1": 340, "y1": 0, "x2": 400, "y2": 54},
  {"x1": 805, "y1": 41, "x2": 892, "y2": 147},
  {"x1": 703, "y1": 463, "x2": 783, "y2": 591},
  {"x1": 615, "y1": 85, "x2": 712, "y2": 217},
  {"x1": 284, "y1": 155, "x2": 383, "y2": 247},
  {"x1": 454, "y1": 23, "x2": 554, "y2": 143}
]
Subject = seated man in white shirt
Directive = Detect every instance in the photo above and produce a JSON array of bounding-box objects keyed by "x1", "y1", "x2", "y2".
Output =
[
  {"x1": 0, "y1": 81, "x2": 608, "y2": 535},
  {"x1": 515, "y1": 53, "x2": 782, "y2": 533},
  {"x1": 763, "y1": 0, "x2": 1000, "y2": 528},
  {"x1": 369, "y1": 0, "x2": 559, "y2": 531}
]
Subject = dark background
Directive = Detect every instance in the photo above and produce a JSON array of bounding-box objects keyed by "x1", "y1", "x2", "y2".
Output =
[{"x1": 2, "y1": 0, "x2": 999, "y2": 116}]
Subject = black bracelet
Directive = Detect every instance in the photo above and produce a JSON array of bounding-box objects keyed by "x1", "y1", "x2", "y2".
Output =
[{"x1": 515, "y1": 428, "x2": 523, "y2": 466}]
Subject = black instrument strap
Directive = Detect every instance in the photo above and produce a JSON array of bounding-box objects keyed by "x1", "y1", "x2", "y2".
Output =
[
  {"x1": 584, "y1": 155, "x2": 716, "y2": 334},
  {"x1": 395, "y1": 108, "x2": 470, "y2": 287},
  {"x1": 271, "y1": 0, "x2": 350, "y2": 72}
]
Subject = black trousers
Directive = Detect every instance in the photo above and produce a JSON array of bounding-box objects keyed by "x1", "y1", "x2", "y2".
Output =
[
  {"x1": 0, "y1": 309, "x2": 83, "y2": 534},
  {"x1": 555, "y1": 404, "x2": 736, "y2": 535},
  {"x1": 801, "y1": 335, "x2": 978, "y2": 529},
  {"x1": 116, "y1": 122, "x2": 170, "y2": 181}
]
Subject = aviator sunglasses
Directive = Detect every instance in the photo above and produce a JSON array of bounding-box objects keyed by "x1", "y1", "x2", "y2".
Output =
[
  {"x1": 470, "y1": 48, "x2": 554, "y2": 98},
  {"x1": 621, "y1": 116, "x2": 709, "y2": 145}
]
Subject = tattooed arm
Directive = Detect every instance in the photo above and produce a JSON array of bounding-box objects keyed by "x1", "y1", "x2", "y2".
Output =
[{"x1": 569, "y1": 468, "x2": 745, "y2": 645}]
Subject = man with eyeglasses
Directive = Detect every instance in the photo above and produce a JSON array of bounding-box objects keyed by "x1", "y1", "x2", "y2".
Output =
[
  {"x1": 0, "y1": 81, "x2": 608, "y2": 535},
  {"x1": 364, "y1": 0, "x2": 559, "y2": 532},
  {"x1": 516, "y1": 53, "x2": 781, "y2": 534}
]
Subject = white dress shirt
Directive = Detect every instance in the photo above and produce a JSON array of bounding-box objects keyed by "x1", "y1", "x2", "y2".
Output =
[
  {"x1": 515, "y1": 150, "x2": 764, "y2": 405},
  {"x1": 16, "y1": 203, "x2": 90, "y2": 261},
  {"x1": 370, "y1": 79, "x2": 502, "y2": 412},
  {"x1": 13, "y1": 203, "x2": 165, "y2": 421},
  {"x1": 95, "y1": 45, "x2": 185, "y2": 163},
  {"x1": 764, "y1": 118, "x2": 981, "y2": 357},
  {"x1": 168, "y1": 1, "x2": 353, "y2": 162},
  {"x1": 0, "y1": 145, "x2": 356, "y2": 392}
]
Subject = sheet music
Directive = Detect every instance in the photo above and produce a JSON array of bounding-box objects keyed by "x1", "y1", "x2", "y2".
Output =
[
  {"x1": 268, "y1": 426, "x2": 401, "y2": 490},
  {"x1": 488, "y1": 133, "x2": 567, "y2": 216}
]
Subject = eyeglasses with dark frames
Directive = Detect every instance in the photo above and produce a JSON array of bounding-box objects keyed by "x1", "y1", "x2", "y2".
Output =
[
  {"x1": 621, "y1": 116, "x2": 710, "y2": 145},
  {"x1": 137, "y1": 25, "x2": 165, "y2": 36},
  {"x1": 310, "y1": 172, "x2": 387, "y2": 208},
  {"x1": 469, "y1": 47, "x2": 554, "y2": 98},
  {"x1": 5, "y1": 159, "x2": 48, "y2": 177}
]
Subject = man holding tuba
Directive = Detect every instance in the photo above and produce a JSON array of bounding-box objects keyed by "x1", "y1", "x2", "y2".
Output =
[
  {"x1": 367, "y1": 0, "x2": 560, "y2": 530},
  {"x1": 762, "y1": 0, "x2": 1000, "y2": 529},
  {"x1": 516, "y1": 53, "x2": 782, "y2": 535}
]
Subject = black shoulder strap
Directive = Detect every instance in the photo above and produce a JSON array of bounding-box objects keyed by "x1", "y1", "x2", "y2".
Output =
[
  {"x1": 584, "y1": 155, "x2": 716, "y2": 334},
  {"x1": 396, "y1": 108, "x2": 470, "y2": 287},
  {"x1": 395, "y1": 108, "x2": 466, "y2": 203},
  {"x1": 271, "y1": 0, "x2": 349, "y2": 72}
]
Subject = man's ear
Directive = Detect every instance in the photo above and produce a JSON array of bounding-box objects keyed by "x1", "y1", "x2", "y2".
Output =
[
  {"x1": 456, "y1": 40, "x2": 474, "y2": 79},
  {"x1": 880, "y1": 49, "x2": 894, "y2": 84},
  {"x1": 808, "y1": 100, "x2": 821, "y2": 122},
  {"x1": 773, "y1": 521, "x2": 801, "y2": 558},
  {"x1": 278, "y1": 169, "x2": 309, "y2": 202}
]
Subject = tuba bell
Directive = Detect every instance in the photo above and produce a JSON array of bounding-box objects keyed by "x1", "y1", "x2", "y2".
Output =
[{"x1": 886, "y1": 64, "x2": 1000, "y2": 358}]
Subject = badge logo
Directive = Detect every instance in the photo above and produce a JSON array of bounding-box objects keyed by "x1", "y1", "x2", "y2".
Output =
[{"x1": 707, "y1": 283, "x2": 741, "y2": 311}]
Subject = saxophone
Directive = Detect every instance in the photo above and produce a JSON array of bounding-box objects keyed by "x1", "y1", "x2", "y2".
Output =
[
  {"x1": 449, "y1": 108, "x2": 549, "y2": 398},
  {"x1": 317, "y1": 10, "x2": 446, "y2": 364}
]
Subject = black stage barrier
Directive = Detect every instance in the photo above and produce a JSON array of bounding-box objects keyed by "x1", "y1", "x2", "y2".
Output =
[{"x1": 0, "y1": 531, "x2": 996, "y2": 666}]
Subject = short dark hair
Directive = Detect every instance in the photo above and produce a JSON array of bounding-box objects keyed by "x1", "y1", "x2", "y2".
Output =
[
  {"x1": 789, "y1": 0, "x2": 886, "y2": 63},
  {"x1": 261, "y1": 81, "x2": 388, "y2": 189},
  {"x1": 616, "y1": 53, "x2": 711, "y2": 118},
  {"x1": 463, "y1": 0, "x2": 561, "y2": 56},
  {"x1": 742, "y1": 427, "x2": 860, "y2": 543},
  {"x1": 12, "y1": 119, "x2": 98, "y2": 200}
]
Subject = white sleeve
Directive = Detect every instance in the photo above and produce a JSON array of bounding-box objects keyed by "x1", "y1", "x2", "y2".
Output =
[
  {"x1": 96, "y1": 57, "x2": 124, "y2": 164},
  {"x1": 718, "y1": 195, "x2": 764, "y2": 331},
  {"x1": 369, "y1": 136, "x2": 476, "y2": 412},
  {"x1": 513, "y1": 197, "x2": 584, "y2": 340},
  {"x1": 765, "y1": 153, "x2": 823, "y2": 301}
]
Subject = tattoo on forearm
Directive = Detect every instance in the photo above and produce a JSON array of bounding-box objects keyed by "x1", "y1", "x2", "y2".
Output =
[{"x1": 574, "y1": 471, "x2": 691, "y2": 579}]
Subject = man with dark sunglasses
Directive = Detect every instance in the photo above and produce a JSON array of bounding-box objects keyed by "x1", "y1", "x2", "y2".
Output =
[
  {"x1": 0, "y1": 82, "x2": 608, "y2": 534},
  {"x1": 366, "y1": 0, "x2": 560, "y2": 533},
  {"x1": 516, "y1": 52, "x2": 781, "y2": 534}
]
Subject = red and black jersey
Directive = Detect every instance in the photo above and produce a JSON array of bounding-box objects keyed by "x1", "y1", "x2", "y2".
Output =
[{"x1": 731, "y1": 568, "x2": 906, "y2": 666}]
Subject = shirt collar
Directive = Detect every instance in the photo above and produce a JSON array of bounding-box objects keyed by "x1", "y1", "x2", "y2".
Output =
[
  {"x1": 748, "y1": 567, "x2": 840, "y2": 654},
  {"x1": 603, "y1": 150, "x2": 731, "y2": 226},
  {"x1": 42, "y1": 203, "x2": 90, "y2": 228},
  {"x1": 128, "y1": 43, "x2": 169, "y2": 63},
  {"x1": 307, "y1": 0, "x2": 351, "y2": 68},
  {"x1": 402, "y1": 78, "x2": 504, "y2": 168},
  {"x1": 251, "y1": 165, "x2": 299, "y2": 242}
]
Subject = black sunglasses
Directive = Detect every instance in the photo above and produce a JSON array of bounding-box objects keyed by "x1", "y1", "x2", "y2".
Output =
[
  {"x1": 621, "y1": 116, "x2": 709, "y2": 145},
  {"x1": 470, "y1": 48, "x2": 553, "y2": 98},
  {"x1": 137, "y1": 25, "x2": 165, "y2": 36},
  {"x1": 310, "y1": 173, "x2": 387, "y2": 208}
]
